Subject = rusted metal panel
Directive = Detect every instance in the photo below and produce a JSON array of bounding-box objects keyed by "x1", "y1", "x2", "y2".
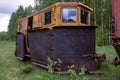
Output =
[
  {"x1": 28, "y1": 29, "x2": 51, "y2": 66},
  {"x1": 51, "y1": 27, "x2": 98, "y2": 73},
  {"x1": 28, "y1": 26, "x2": 99, "y2": 73},
  {"x1": 15, "y1": 33, "x2": 25, "y2": 60},
  {"x1": 110, "y1": 0, "x2": 120, "y2": 62},
  {"x1": 112, "y1": 0, "x2": 120, "y2": 37}
]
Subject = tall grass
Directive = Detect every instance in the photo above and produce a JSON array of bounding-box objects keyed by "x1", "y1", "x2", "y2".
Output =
[{"x1": 0, "y1": 41, "x2": 120, "y2": 80}]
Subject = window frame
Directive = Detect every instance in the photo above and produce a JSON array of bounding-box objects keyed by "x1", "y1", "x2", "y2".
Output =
[
  {"x1": 80, "y1": 7, "x2": 89, "y2": 24},
  {"x1": 44, "y1": 11, "x2": 52, "y2": 25},
  {"x1": 61, "y1": 7, "x2": 77, "y2": 23}
]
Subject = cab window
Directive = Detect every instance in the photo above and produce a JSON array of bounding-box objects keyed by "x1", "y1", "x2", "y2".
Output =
[
  {"x1": 62, "y1": 8, "x2": 77, "y2": 22},
  {"x1": 81, "y1": 7, "x2": 88, "y2": 24},
  {"x1": 28, "y1": 17, "x2": 33, "y2": 30},
  {"x1": 44, "y1": 11, "x2": 52, "y2": 25}
]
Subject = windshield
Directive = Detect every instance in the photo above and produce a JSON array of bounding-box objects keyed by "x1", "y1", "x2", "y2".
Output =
[{"x1": 62, "y1": 8, "x2": 77, "y2": 22}]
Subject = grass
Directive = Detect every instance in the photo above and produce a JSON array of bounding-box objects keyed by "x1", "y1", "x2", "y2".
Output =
[{"x1": 0, "y1": 41, "x2": 120, "y2": 80}]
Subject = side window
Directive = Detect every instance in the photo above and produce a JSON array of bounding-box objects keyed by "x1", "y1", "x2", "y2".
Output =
[
  {"x1": 28, "y1": 17, "x2": 33, "y2": 30},
  {"x1": 81, "y1": 7, "x2": 88, "y2": 24},
  {"x1": 62, "y1": 8, "x2": 77, "y2": 22},
  {"x1": 44, "y1": 11, "x2": 52, "y2": 25},
  {"x1": 19, "y1": 21, "x2": 22, "y2": 31}
]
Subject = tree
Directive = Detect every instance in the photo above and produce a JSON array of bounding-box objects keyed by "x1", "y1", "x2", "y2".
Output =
[
  {"x1": 0, "y1": 31, "x2": 9, "y2": 41},
  {"x1": 24, "y1": 5, "x2": 33, "y2": 17},
  {"x1": 7, "y1": 5, "x2": 33, "y2": 41}
]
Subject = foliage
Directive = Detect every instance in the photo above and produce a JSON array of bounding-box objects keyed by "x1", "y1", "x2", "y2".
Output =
[
  {"x1": 21, "y1": 65, "x2": 33, "y2": 73},
  {"x1": 78, "y1": 66, "x2": 86, "y2": 76},
  {"x1": 34, "y1": 0, "x2": 94, "y2": 11},
  {"x1": 78, "y1": 68, "x2": 89, "y2": 80},
  {"x1": 47, "y1": 57, "x2": 62, "y2": 74},
  {"x1": 47, "y1": 57, "x2": 88, "y2": 80},
  {"x1": 96, "y1": 26, "x2": 109, "y2": 46},
  {"x1": 7, "y1": 5, "x2": 33, "y2": 41},
  {"x1": 68, "y1": 65, "x2": 89, "y2": 80},
  {"x1": 47, "y1": 57, "x2": 57, "y2": 74},
  {"x1": 68, "y1": 65, "x2": 77, "y2": 80},
  {"x1": 8, "y1": 6, "x2": 23, "y2": 41},
  {"x1": 0, "y1": 31, "x2": 9, "y2": 41},
  {"x1": 89, "y1": 0, "x2": 112, "y2": 46}
]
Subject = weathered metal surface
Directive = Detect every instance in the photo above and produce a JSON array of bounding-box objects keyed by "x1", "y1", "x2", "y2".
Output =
[
  {"x1": 110, "y1": 0, "x2": 120, "y2": 62},
  {"x1": 112, "y1": 0, "x2": 120, "y2": 38},
  {"x1": 28, "y1": 29, "x2": 50, "y2": 67},
  {"x1": 83, "y1": 54, "x2": 106, "y2": 62},
  {"x1": 28, "y1": 26, "x2": 99, "y2": 73},
  {"x1": 15, "y1": 33, "x2": 25, "y2": 60}
]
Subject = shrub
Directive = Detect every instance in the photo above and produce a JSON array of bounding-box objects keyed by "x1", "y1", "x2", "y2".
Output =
[
  {"x1": 0, "y1": 31, "x2": 9, "y2": 41},
  {"x1": 22, "y1": 65, "x2": 33, "y2": 73}
]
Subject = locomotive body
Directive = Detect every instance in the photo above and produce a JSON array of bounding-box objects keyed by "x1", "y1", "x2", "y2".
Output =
[{"x1": 15, "y1": 2, "x2": 99, "y2": 73}]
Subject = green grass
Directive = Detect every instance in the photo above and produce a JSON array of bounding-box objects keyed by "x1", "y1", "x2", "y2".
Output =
[{"x1": 0, "y1": 41, "x2": 120, "y2": 80}]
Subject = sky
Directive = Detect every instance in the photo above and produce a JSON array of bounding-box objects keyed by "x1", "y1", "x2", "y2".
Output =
[{"x1": 0, "y1": 0, "x2": 34, "y2": 32}]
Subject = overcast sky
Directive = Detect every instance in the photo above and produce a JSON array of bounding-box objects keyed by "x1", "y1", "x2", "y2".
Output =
[{"x1": 0, "y1": 0, "x2": 34, "y2": 32}]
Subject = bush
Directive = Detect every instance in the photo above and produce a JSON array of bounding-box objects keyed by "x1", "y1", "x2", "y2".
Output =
[
  {"x1": 22, "y1": 65, "x2": 33, "y2": 73},
  {"x1": 0, "y1": 31, "x2": 9, "y2": 41}
]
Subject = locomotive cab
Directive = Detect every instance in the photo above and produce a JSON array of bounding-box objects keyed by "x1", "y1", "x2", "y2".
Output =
[{"x1": 17, "y1": 2, "x2": 92, "y2": 33}]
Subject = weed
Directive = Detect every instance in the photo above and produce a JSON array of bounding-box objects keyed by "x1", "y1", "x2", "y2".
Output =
[
  {"x1": 78, "y1": 66, "x2": 89, "y2": 80},
  {"x1": 68, "y1": 65, "x2": 89, "y2": 80},
  {"x1": 68, "y1": 65, "x2": 77, "y2": 80},
  {"x1": 47, "y1": 57, "x2": 57, "y2": 74},
  {"x1": 47, "y1": 57, "x2": 62, "y2": 74},
  {"x1": 78, "y1": 66, "x2": 86, "y2": 76},
  {"x1": 22, "y1": 65, "x2": 33, "y2": 73}
]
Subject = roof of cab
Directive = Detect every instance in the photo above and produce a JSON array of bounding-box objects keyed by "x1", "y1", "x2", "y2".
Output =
[
  {"x1": 18, "y1": 2, "x2": 92, "y2": 22},
  {"x1": 55, "y1": 2, "x2": 93, "y2": 11}
]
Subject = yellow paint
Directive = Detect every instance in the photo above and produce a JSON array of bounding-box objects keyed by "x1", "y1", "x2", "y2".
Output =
[
  {"x1": 78, "y1": 2, "x2": 93, "y2": 11},
  {"x1": 88, "y1": 12, "x2": 91, "y2": 25},
  {"x1": 33, "y1": 22, "x2": 39, "y2": 28},
  {"x1": 17, "y1": 2, "x2": 93, "y2": 32},
  {"x1": 54, "y1": 6, "x2": 61, "y2": 25},
  {"x1": 33, "y1": 14, "x2": 39, "y2": 22}
]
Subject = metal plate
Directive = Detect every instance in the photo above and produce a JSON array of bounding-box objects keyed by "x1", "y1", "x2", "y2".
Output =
[
  {"x1": 28, "y1": 29, "x2": 51, "y2": 67},
  {"x1": 15, "y1": 33, "x2": 25, "y2": 60},
  {"x1": 51, "y1": 27, "x2": 98, "y2": 72},
  {"x1": 112, "y1": 0, "x2": 120, "y2": 37}
]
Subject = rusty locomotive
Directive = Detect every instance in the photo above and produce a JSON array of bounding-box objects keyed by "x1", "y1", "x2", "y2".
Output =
[{"x1": 15, "y1": 2, "x2": 101, "y2": 74}]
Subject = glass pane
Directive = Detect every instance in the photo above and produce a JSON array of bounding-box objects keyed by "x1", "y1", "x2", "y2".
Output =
[
  {"x1": 45, "y1": 12, "x2": 51, "y2": 25},
  {"x1": 62, "y1": 8, "x2": 77, "y2": 22},
  {"x1": 81, "y1": 8, "x2": 88, "y2": 24}
]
